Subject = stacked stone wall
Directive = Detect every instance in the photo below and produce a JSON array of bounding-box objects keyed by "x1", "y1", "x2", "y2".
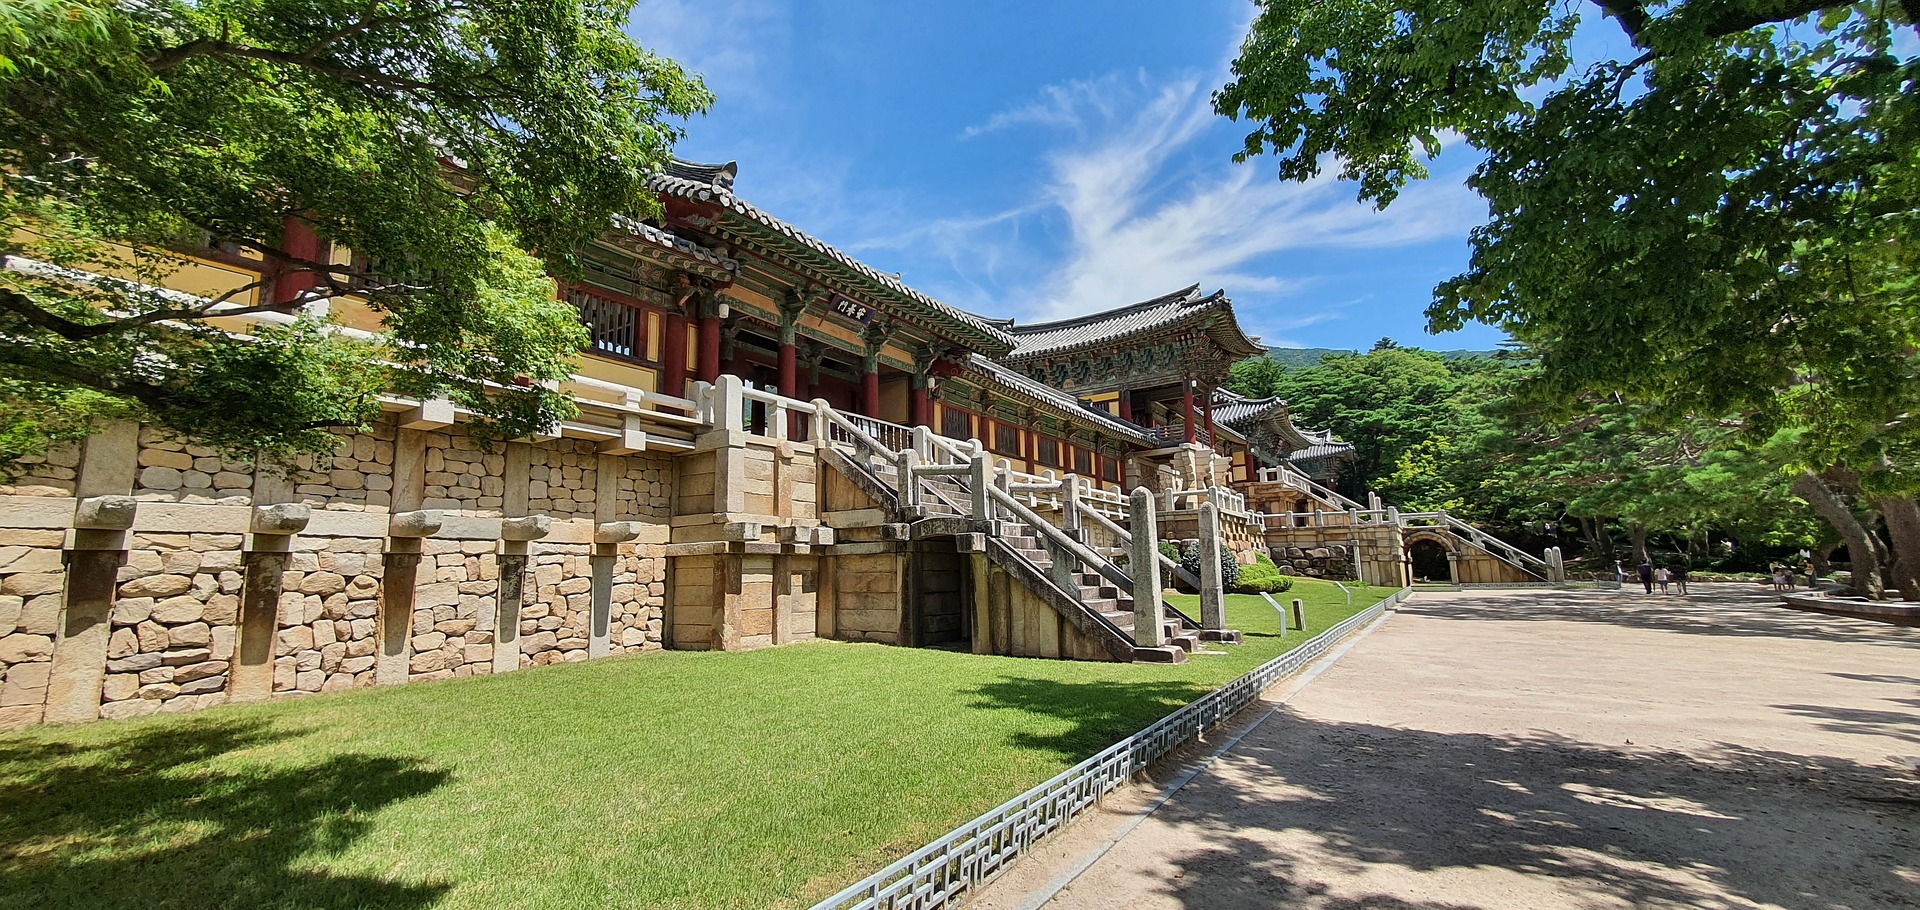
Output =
[
  {"x1": 277, "y1": 537, "x2": 385, "y2": 695},
  {"x1": 99, "y1": 531, "x2": 245, "y2": 719},
  {"x1": 0, "y1": 527, "x2": 65, "y2": 727},
  {"x1": 0, "y1": 413, "x2": 677, "y2": 730},
  {"x1": 1270, "y1": 543, "x2": 1356, "y2": 580}
]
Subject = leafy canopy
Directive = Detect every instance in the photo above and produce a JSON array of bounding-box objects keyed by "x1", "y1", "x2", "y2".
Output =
[
  {"x1": 0, "y1": 0, "x2": 709, "y2": 467},
  {"x1": 1217, "y1": 0, "x2": 1920, "y2": 489}
]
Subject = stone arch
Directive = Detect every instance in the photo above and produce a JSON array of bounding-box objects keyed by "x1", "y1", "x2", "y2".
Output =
[{"x1": 1403, "y1": 531, "x2": 1457, "y2": 583}]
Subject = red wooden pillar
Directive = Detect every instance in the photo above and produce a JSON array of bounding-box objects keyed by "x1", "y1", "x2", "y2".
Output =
[
  {"x1": 1181, "y1": 382, "x2": 1197, "y2": 445},
  {"x1": 1202, "y1": 388, "x2": 1216, "y2": 448},
  {"x1": 860, "y1": 367, "x2": 880, "y2": 416},
  {"x1": 271, "y1": 216, "x2": 322, "y2": 306},
  {"x1": 661, "y1": 313, "x2": 688, "y2": 397},
  {"x1": 697, "y1": 313, "x2": 721, "y2": 383},
  {"x1": 909, "y1": 382, "x2": 930, "y2": 428},
  {"x1": 777, "y1": 341, "x2": 798, "y2": 399}
]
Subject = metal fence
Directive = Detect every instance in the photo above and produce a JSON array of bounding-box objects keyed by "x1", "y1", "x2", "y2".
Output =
[{"x1": 809, "y1": 587, "x2": 1412, "y2": 910}]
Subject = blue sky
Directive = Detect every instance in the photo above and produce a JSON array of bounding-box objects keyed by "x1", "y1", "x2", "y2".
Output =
[{"x1": 625, "y1": 1, "x2": 1509, "y2": 351}]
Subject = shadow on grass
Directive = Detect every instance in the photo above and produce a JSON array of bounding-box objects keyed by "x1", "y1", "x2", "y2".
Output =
[
  {"x1": 1130, "y1": 710, "x2": 1920, "y2": 910},
  {"x1": 0, "y1": 717, "x2": 450, "y2": 910},
  {"x1": 967, "y1": 677, "x2": 1211, "y2": 760}
]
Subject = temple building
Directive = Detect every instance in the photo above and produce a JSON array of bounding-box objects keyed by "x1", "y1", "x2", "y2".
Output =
[{"x1": 0, "y1": 158, "x2": 1554, "y2": 730}]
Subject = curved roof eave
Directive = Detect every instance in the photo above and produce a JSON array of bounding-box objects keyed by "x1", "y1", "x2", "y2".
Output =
[
  {"x1": 650, "y1": 167, "x2": 1014, "y2": 355},
  {"x1": 1001, "y1": 285, "x2": 1267, "y2": 362}
]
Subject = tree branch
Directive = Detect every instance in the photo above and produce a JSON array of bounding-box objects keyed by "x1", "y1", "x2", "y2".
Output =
[{"x1": 0, "y1": 285, "x2": 97, "y2": 339}]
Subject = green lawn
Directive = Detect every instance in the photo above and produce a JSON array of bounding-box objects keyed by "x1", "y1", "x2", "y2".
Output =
[{"x1": 0, "y1": 579, "x2": 1397, "y2": 910}]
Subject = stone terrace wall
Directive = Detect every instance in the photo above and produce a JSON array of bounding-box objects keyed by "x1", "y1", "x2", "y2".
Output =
[{"x1": 0, "y1": 415, "x2": 674, "y2": 730}]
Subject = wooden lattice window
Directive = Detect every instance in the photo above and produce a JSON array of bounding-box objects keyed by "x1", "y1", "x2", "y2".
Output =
[
  {"x1": 1103, "y1": 455, "x2": 1122, "y2": 482},
  {"x1": 993, "y1": 423, "x2": 1020, "y2": 457},
  {"x1": 570, "y1": 289, "x2": 642, "y2": 361},
  {"x1": 1036, "y1": 438, "x2": 1061, "y2": 467},
  {"x1": 941, "y1": 407, "x2": 971, "y2": 441},
  {"x1": 1073, "y1": 447, "x2": 1093, "y2": 476}
]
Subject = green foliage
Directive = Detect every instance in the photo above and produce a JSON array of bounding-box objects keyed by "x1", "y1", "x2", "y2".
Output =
[
  {"x1": 1231, "y1": 552, "x2": 1294, "y2": 594},
  {"x1": 1178, "y1": 539, "x2": 1240, "y2": 591},
  {"x1": 1229, "y1": 345, "x2": 1515, "y2": 508},
  {"x1": 0, "y1": 0, "x2": 709, "y2": 472},
  {"x1": 1218, "y1": 0, "x2": 1920, "y2": 496}
]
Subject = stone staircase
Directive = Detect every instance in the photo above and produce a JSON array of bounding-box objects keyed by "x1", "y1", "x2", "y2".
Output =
[
  {"x1": 995, "y1": 515, "x2": 1201, "y2": 660},
  {"x1": 846, "y1": 444, "x2": 1199, "y2": 663}
]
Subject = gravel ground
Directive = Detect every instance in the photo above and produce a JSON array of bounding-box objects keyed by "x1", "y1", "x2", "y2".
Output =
[{"x1": 969, "y1": 584, "x2": 1920, "y2": 910}]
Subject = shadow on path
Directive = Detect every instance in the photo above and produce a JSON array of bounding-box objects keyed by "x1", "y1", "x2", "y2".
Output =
[
  {"x1": 0, "y1": 717, "x2": 451, "y2": 910},
  {"x1": 1131, "y1": 710, "x2": 1920, "y2": 910},
  {"x1": 1407, "y1": 587, "x2": 1920, "y2": 650}
]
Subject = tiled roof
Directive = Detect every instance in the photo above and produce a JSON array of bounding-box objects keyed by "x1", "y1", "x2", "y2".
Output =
[
  {"x1": 966, "y1": 355, "x2": 1154, "y2": 444},
  {"x1": 1288, "y1": 442, "x2": 1355, "y2": 464},
  {"x1": 608, "y1": 214, "x2": 738, "y2": 271},
  {"x1": 651, "y1": 160, "x2": 1014, "y2": 354},
  {"x1": 1002, "y1": 286, "x2": 1267, "y2": 362},
  {"x1": 1210, "y1": 389, "x2": 1287, "y2": 428}
]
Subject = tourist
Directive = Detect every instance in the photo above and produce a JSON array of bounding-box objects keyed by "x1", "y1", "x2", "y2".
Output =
[
  {"x1": 1672, "y1": 563, "x2": 1690, "y2": 595},
  {"x1": 1771, "y1": 567, "x2": 1788, "y2": 592},
  {"x1": 1614, "y1": 559, "x2": 1625, "y2": 584},
  {"x1": 1654, "y1": 565, "x2": 1671, "y2": 594},
  {"x1": 1637, "y1": 559, "x2": 1654, "y2": 594}
]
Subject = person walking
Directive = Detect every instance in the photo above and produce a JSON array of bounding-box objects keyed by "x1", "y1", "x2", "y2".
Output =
[
  {"x1": 1655, "y1": 565, "x2": 1671, "y2": 594},
  {"x1": 1673, "y1": 563, "x2": 1690, "y2": 595},
  {"x1": 1614, "y1": 560, "x2": 1626, "y2": 585},
  {"x1": 1637, "y1": 559, "x2": 1655, "y2": 594}
]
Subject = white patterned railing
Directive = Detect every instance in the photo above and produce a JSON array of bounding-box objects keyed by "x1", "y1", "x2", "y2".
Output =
[{"x1": 807, "y1": 587, "x2": 1410, "y2": 910}]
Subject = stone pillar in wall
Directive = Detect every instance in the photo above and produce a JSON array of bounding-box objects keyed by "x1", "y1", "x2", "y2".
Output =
[
  {"x1": 43, "y1": 421, "x2": 138, "y2": 724},
  {"x1": 232, "y1": 503, "x2": 311, "y2": 701}
]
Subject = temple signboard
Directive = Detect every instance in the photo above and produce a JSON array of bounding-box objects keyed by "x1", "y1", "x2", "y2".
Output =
[{"x1": 829, "y1": 293, "x2": 874, "y2": 326}]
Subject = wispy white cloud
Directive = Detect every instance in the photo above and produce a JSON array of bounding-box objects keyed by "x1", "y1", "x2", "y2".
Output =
[{"x1": 889, "y1": 70, "x2": 1484, "y2": 324}]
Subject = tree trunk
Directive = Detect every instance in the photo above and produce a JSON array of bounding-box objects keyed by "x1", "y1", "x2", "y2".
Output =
[
  {"x1": 1596, "y1": 520, "x2": 1613, "y2": 558},
  {"x1": 1793, "y1": 470, "x2": 1884, "y2": 599},
  {"x1": 1873, "y1": 496, "x2": 1920, "y2": 601},
  {"x1": 1629, "y1": 524, "x2": 1649, "y2": 563}
]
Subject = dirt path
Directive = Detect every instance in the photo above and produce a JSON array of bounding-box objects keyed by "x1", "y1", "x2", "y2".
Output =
[{"x1": 969, "y1": 584, "x2": 1920, "y2": 910}]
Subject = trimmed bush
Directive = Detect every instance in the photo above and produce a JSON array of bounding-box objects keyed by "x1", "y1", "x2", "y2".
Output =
[{"x1": 1231, "y1": 552, "x2": 1294, "y2": 594}]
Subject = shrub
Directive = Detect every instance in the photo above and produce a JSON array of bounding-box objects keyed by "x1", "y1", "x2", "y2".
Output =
[
  {"x1": 1232, "y1": 552, "x2": 1293, "y2": 594},
  {"x1": 1179, "y1": 539, "x2": 1239, "y2": 591}
]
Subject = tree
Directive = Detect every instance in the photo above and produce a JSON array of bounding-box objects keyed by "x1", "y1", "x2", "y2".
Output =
[
  {"x1": 1217, "y1": 0, "x2": 1919, "y2": 593},
  {"x1": 0, "y1": 0, "x2": 710, "y2": 469},
  {"x1": 1229, "y1": 346, "x2": 1503, "y2": 504}
]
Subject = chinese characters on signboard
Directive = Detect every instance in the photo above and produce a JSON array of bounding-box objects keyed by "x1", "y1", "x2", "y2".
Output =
[{"x1": 830, "y1": 294, "x2": 873, "y2": 325}]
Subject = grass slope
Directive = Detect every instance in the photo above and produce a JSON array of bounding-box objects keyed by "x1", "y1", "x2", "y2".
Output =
[{"x1": 0, "y1": 579, "x2": 1395, "y2": 910}]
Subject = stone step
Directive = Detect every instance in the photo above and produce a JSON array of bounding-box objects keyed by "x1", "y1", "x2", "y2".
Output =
[
  {"x1": 1168, "y1": 632, "x2": 1202, "y2": 653},
  {"x1": 1131, "y1": 645, "x2": 1188, "y2": 664},
  {"x1": 1079, "y1": 585, "x2": 1119, "y2": 601}
]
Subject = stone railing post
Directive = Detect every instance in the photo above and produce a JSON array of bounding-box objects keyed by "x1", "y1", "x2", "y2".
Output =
[
  {"x1": 1061, "y1": 474, "x2": 1082, "y2": 540},
  {"x1": 1129, "y1": 488, "x2": 1165, "y2": 648},
  {"x1": 809, "y1": 398, "x2": 831, "y2": 443},
  {"x1": 969, "y1": 452, "x2": 990, "y2": 520},
  {"x1": 710, "y1": 374, "x2": 745, "y2": 433},
  {"x1": 898, "y1": 447, "x2": 920, "y2": 508},
  {"x1": 1198, "y1": 501, "x2": 1226, "y2": 632}
]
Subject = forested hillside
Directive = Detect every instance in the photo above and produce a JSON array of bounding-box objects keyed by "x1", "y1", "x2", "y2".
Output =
[{"x1": 1230, "y1": 343, "x2": 1822, "y2": 573}]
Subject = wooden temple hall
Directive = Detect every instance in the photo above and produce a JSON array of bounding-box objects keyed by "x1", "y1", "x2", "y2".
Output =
[
  {"x1": 621, "y1": 160, "x2": 1350, "y2": 494},
  {"x1": 0, "y1": 158, "x2": 1560, "y2": 729}
]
